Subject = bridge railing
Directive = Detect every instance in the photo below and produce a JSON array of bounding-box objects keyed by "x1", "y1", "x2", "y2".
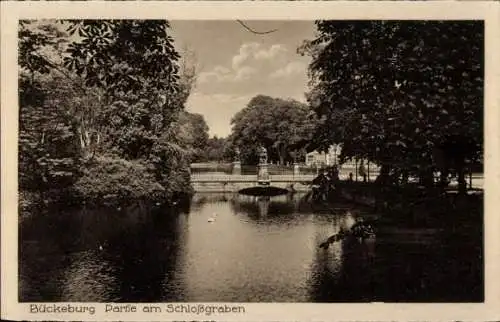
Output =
[
  {"x1": 190, "y1": 172, "x2": 483, "y2": 189},
  {"x1": 190, "y1": 173, "x2": 317, "y2": 183},
  {"x1": 190, "y1": 163, "x2": 321, "y2": 175}
]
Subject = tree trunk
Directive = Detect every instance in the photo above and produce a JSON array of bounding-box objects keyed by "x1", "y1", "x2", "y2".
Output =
[
  {"x1": 402, "y1": 169, "x2": 409, "y2": 185},
  {"x1": 418, "y1": 167, "x2": 434, "y2": 188},
  {"x1": 376, "y1": 164, "x2": 391, "y2": 185},
  {"x1": 439, "y1": 167, "x2": 449, "y2": 187},
  {"x1": 457, "y1": 162, "x2": 467, "y2": 195},
  {"x1": 277, "y1": 143, "x2": 286, "y2": 166},
  {"x1": 355, "y1": 158, "x2": 358, "y2": 181}
]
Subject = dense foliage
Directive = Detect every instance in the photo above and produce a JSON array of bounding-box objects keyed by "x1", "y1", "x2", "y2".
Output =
[
  {"x1": 301, "y1": 21, "x2": 483, "y2": 192},
  {"x1": 74, "y1": 156, "x2": 165, "y2": 205},
  {"x1": 19, "y1": 23, "x2": 83, "y2": 203},
  {"x1": 228, "y1": 95, "x2": 318, "y2": 165},
  {"x1": 201, "y1": 136, "x2": 232, "y2": 162},
  {"x1": 19, "y1": 75, "x2": 82, "y2": 199},
  {"x1": 19, "y1": 20, "x2": 202, "y2": 209},
  {"x1": 174, "y1": 111, "x2": 210, "y2": 162}
]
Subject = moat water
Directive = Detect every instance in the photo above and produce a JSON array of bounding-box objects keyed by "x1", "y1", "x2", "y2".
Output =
[{"x1": 19, "y1": 192, "x2": 482, "y2": 302}]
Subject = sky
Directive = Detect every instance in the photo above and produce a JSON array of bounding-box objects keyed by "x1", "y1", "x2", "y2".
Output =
[{"x1": 170, "y1": 21, "x2": 316, "y2": 138}]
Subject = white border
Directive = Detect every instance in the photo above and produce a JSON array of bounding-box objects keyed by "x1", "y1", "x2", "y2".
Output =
[{"x1": 2, "y1": 1, "x2": 500, "y2": 321}]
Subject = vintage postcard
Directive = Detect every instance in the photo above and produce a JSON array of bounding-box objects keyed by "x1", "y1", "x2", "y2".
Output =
[{"x1": 1, "y1": 1, "x2": 499, "y2": 321}]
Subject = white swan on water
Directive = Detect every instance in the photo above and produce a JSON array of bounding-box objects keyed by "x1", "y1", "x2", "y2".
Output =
[{"x1": 208, "y1": 212, "x2": 217, "y2": 222}]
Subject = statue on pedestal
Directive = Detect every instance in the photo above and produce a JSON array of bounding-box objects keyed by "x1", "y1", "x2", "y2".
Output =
[
  {"x1": 290, "y1": 150, "x2": 300, "y2": 176},
  {"x1": 258, "y1": 146, "x2": 268, "y2": 165},
  {"x1": 257, "y1": 146, "x2": 269, "y2": 185},
  {"x1": 234, "y1": 147, "x2": 241, "y2": 162}
]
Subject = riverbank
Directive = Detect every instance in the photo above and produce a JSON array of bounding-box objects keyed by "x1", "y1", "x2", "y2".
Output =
[
  {"x1": 332, "y1": 181, "x2": 483, "y2": 230},
  {"x1": 18, "y1": 188, "x2": 193, "y2": 225}
]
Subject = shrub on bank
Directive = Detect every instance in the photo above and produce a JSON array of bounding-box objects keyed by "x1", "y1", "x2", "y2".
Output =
[{"x1": 74, "y1": 155, "x2": 166, "y2": 206}]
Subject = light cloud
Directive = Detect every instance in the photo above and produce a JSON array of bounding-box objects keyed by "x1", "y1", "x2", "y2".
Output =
[
  {"x1": 231, "y1": 42, "x2": 287, "y2": 69},
  {"x1": 270, "y1": 61, "x2": 308, "y2": 79},
  {"x1": 197, "y1": 65, "x2": 231, "y2": 83},
  {"x1": 198, "y1": 42, "x2": 291, "y2": 85},
  {"x1": 254, "y1": 44, "x2": 288, "y2": 61},
  {"x1": 235, "y1": 66, "x2": 257, "y2": 81},
  {"x1": 232, "y1": 42, "x2": 261, "y2": 69}
]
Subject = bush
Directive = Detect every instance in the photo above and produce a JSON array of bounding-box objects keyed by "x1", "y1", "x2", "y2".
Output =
[
  {"x1": 149, "y1": 139, "x2": 194, "y2": 199},
  {"x1": 74, "y1": 155, "x2": 165, "y2": 206}
]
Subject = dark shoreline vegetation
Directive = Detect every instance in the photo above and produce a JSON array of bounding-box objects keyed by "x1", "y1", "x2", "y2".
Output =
[
  {"x1": 19, "y1": 21, "x2": 198, "y2": 219},
  {"x1": 336, "y1": 181, "x2": 482, "y2": 229},
  {"x1": 19, "y1": 20, "x2": 483, "y2": 227}
]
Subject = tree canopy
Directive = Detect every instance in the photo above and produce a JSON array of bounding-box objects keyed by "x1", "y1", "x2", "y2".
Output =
[
  {"x1": 229, "y1": 95, "x2": 318, "y2": 165},
  {"x1": 19, "y1": 20, "x2": 198, "y2": 207},
  {"x1": 301, "y1": 21, "x2": 483, "y2": 191},
  {"x1": 174, "y1": 111, "x2": 210, "y2": 162},
  {"x1": 19, "y1": 22, "x2": 83, "y2": 197}
]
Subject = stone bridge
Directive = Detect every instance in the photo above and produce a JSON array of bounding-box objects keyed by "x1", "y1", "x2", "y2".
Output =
[{"x1": 190, "y1": 174, "x2": 317, "y2": 192}]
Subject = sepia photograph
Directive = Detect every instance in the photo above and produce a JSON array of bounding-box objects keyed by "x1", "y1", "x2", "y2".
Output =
[
  {"x1": 17, "y1": 18, "x2": 484, "y2": 303},
  {"x1": 2, "y1": 1, "x2": 500, "y2": 321}
]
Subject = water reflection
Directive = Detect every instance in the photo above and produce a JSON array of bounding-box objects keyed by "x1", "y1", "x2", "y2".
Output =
[
  {"x1": 190, "y1": 193, "x2": 233, "y2": 211},
  {"x1": 230, "y1": 195, "x2": 297, "y2": 222},
  {"x1": 20, "y1": 203, "x2": 185, "y2": 302},
  {"x1": 19, "y1": 192, "x2": 482, "y2": 302}
]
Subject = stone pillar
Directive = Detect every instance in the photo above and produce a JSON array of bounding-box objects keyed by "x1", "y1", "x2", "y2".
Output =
[
  {"x1": 232, "y1": 148, "x2": 241, "y2": 175},
  {"x1": 232, "y1": 161, "x2": 241, "y2": 175},
  {"x1": 293, "y1": 162, "x2": 300, "y2": 176}
]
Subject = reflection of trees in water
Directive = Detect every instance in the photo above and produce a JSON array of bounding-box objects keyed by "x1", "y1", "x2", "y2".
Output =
[
  {"x1": 308, "y1": 247, "x2": 342, "y2": 302},
  {"x1": 190, "y1": 192, "x2": 311, "y2": 221},
  {"x1": 60, "y1": 249, "x2": 119, "y2": 301},
  {"x1": 372, "y1": 240, "x2": 482, "y2": 302},
  {"x1": 19, "y1": 203, "x2": 185, "y2": 302},
  {"x1": 308, "y1": 236, "x2": 377, "y2": 302},
  {"x1": 100, "y1": 205, "x2": 184, "y2": 302},
  {"x1": 310, "y1": 222, "x2": 482, "y2": 302},
  {"x1": 189, "y1": 193, "x2": 235, "y2": 211},
  {"x1": 229, "y1": 195, "x2": 298, "y2": 222},
  {"x1": 19, "y1": 205, "x2": 134, "y2": 301},
  {"x1": 19, "y1": 211, "x2": 78, "y2": 301},
  {"x1": 338, "y1": 236, "x2": 377, "y2": 301},
  {"x1": 307, "y1": 210, "x2": 378, "y2": 302}
]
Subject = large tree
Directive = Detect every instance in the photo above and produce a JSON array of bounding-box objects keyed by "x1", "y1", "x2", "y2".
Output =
[
  {"x1": 19, "y1": 22, "x2": 83, "y2": 200},
  {"x1": 19, "y1": 20, "x2": 196, "y2": 206},
  {"x1": 62, "y1": 20, "x2": 182, "y2": 159},
  {"x1": 61, "y1": 20, "x2": 197, "y2": 201},
  {"x1": 174, "y1": 111, "x2": 210, "y2": 162},
  {"x1": 230, "y1": 95, "x2": 318, "y2": 165},
  {"x1": 301, "y1": 21, "x2": 483, "y2": 192}
]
